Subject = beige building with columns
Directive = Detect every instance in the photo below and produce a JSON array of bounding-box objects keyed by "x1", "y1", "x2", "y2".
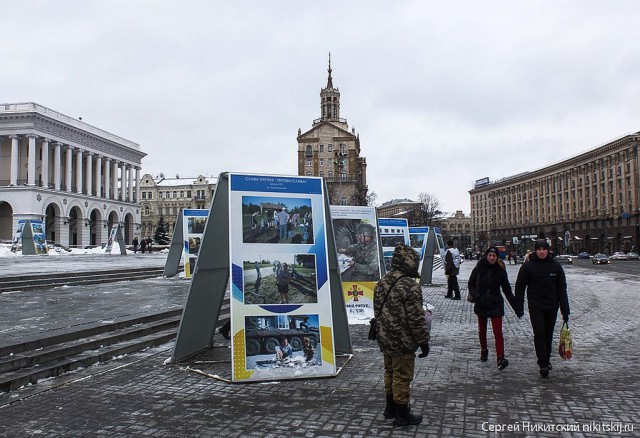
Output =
[{"x1": 0, "y1": 102, "x2": 145, "y2": 247}]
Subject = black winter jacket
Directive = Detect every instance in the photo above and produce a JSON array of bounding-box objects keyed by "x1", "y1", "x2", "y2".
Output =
[
  {"x1": 514, "y1": 252, "x2": 570, "y2": 317},
  {"x1": 468, "y1": 258, "x2": 516, "y2": 318}
]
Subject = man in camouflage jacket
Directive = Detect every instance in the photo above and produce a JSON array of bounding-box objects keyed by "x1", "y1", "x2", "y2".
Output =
[{"x1": 374, "y1": 243, "x2": 430, "y2": 426}]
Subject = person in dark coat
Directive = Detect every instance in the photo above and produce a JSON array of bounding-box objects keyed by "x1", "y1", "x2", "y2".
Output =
[
  {"x1": 515, "y1": 238, "x2": 570, "y2": 378},
  {"x1": 140, "y1": 237, "x2": 147, "y2": 254},
  {"x1": 468, "y1": 246, "x2": 517, "y2": 370},
  {"x1": 374, "y1": 243, "x2": 429, "y2": 427}
]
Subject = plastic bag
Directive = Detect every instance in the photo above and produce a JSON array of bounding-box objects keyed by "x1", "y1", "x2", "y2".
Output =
[{"x1": 558, "y1": 322, "x2": 573, "y2": 360}]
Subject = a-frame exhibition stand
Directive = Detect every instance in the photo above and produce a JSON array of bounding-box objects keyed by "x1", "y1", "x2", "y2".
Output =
[
  {"x1": 170, "y1": 173, "x2": 351, "y2": 379},
  {"x1": 419, "y1": 227, "x2": 439, "y2": 286},
  {"x1": 105, "y1": 223, "x2": 127, "y2": 255},
  {"x1": 163, "y1": 210, "x2": 184, "y2": 277}
]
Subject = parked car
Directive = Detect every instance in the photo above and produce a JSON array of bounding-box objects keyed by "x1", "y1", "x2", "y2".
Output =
[
  {"x1": 609, "y1": 252, "x2": 628, "y2": 261},
  {"x1": 556, "y1": 254, "x2": 573, "y2": 265},
  {"x1": 626, "y1": 252, "x2": 639, "y2": 260},
  {"x1": 592, "y1": 253, "x2": 610, "y2": 264},
  {"x1": 577, "y1": 252, "x2": 591, "y2": 259}
]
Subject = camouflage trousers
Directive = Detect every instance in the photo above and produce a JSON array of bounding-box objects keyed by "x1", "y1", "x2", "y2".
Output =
[{"x1": 383, "y1": 353, "x2": 415, "y2": 405}]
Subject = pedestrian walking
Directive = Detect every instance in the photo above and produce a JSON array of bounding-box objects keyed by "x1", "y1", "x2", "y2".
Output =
[
  {"x1": 444, "y1": 240, "x2": 461, "y2": 299},
  {"x1": 132, "y1": 236, "x2": 139, "y2": 254},
  {"x1": 140, "y1": 237, "x2": 147, "y2": 254},
  {"x1": 373, "y1": 243, "x2": 429, "y2": 427},
  {"x1": 467, "y1": 246, "x2": 518, "y2": 370},
  {"x1": 514, "y1": 237, "x2": 570, "y2": 378}
]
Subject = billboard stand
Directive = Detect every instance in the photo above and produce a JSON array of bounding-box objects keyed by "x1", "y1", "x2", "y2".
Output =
[
  {"x1": 419, "y1": 227, "x2": 437, "y2": 285},
  {"x1": 105, "y1": 223, "x2": 127, "y2": 255},
  {"x1": 171, "y1": 175, "x2": 230, "y2": 363},
  {"x1": 163, "y1": 210, "x2": 184, "y2": 277},
  {"x1": 21, "y1": 220, "x2": 37, "y2": 255},
  {"x1": 324, "y1": 195, "x2": 352, "y2": 355},
  {"x1": 171, "y1": 173, "x2": 352, "y2": 378}
]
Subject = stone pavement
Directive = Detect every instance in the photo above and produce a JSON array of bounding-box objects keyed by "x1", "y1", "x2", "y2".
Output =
[{"x1": 0, "y1": 257, "x2": 639, "y2": 437}]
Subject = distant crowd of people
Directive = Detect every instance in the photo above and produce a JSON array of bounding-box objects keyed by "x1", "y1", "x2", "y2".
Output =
[{"x1": 131, "y1": 237, "x2": 154, "y2": 254}]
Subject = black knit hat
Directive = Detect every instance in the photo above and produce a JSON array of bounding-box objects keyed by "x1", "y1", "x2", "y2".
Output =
[
  {"x1": 485, "y1": 246, "x2": 499, "y2": 256},
  {"x1": 534, "y1": 239, "x2": 550, "y2": 250}
]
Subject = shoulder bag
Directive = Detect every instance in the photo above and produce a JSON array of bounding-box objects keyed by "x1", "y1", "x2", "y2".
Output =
[{"x1": 368, "y1": 275, "x2": 406, "y2": 340}]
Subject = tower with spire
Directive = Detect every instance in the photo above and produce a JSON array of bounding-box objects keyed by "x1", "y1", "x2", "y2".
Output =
[{"x1": 297, "y1": 54, "x2": 368, "y2": 206}]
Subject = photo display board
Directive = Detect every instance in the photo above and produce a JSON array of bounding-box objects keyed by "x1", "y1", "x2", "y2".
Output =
[
  {"x1": 330, "y1": 205, "x2": 382, "y2": 322},
  {"x1": 182, "y1": 209, "x2": 208, "y2": 278},
  {"x1": 11, "y1": 220, "x2": 49, "y2": 254},
  {"x1": 409, "y1": 226, "x2": 429, "y2": 272},
  {"x1": 378, "y1": 218, "x2": 410, "y2": 273},
  {"x1": 228, "y1": 173, "x2": 337, "y2": 382}
]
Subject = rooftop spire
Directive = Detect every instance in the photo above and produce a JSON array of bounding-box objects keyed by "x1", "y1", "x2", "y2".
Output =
[{"x1": 326, "y1": 52, "x2": 333, "y2": 89}]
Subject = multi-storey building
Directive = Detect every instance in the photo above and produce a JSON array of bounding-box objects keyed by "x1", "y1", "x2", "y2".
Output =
[
  {"x1": 376, "y1": 199, "x2": 423, "y2": 226},
  {"x1": 138, "y1": 174, "x2": 217, "y2": 239},
  {"x1": 297, "y1": 57, "x2": 368, "y2": 205},
  {"x1": 0, "y1": 103, "x2": 145, "y2": 247},
  {"x1": 469, "y1": 132, "x2": 640, "y2": 255},
  {"x1": 439, "y1": 210, "x2": 472, "y2": 251}
]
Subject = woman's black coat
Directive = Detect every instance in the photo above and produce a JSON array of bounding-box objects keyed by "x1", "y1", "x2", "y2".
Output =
[{"x1": 468, "y1": 258, "x2": 516, "y2": 318}]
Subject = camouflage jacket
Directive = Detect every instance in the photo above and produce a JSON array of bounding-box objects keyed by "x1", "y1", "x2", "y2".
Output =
[
  {"x1": 344, "y1": 241, "x2": 379, "y2": 278},
  {"x1": 373, "y1": 244, "x2": 429, "y2": 356}
]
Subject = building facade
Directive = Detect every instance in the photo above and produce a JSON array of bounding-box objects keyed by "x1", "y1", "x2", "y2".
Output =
[
  {"x1": 0, "y1": 103, "x2": 145, "y2": 247},
  {"x1": 297, "y1": 57, "x2": 368, "y2": 205},
  {"x1": 439, "y1": 210, "x2": 472, "y2": 251},
  {"x1": 469, "y1": 132, "x2": 640, "y2": 255},
  {"x1": 139, "y1": 174, "x2": 217, "y2": 240},
  {"x1": 376, "y1": 198, "x2": 423, "y2": 225}
]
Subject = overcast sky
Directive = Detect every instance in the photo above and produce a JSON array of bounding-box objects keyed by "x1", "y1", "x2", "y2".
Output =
[{"x1": 3, "y1": 1, "x2": 640, "y2": 214}]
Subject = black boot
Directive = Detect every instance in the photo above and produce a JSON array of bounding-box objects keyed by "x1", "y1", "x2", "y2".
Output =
[
  {"x1": 383, "y1": 394, "x2": 396, "y2": 419},
  {"x1": 393, "y1": 403, "x2": 422, "y2": 426},
  {"x1": 497, "y1": 356, "x2": 509, "y2": 370},
  {"x1": 480, "y1": 348, "x2": 489, "y2": 362}
]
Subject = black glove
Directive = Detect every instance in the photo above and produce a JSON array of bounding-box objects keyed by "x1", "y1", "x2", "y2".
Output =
[
  {"x1": 563, "y1": 314, "x2": 569, "y2": 323},
  {"x1": 418, "y1": 342, "x2": 430, "y2": 358}
]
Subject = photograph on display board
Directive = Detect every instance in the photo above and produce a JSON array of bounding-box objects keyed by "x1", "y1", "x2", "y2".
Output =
[
  {"x1": 31, "y1": 222, "x2": 44, "y2": 234},
  {"x1": 410, "y1": 233, "x2": 425, "y2": 251},
  {"x1": 243, "y1": 253, "x2": 318, "y2": 305},
  {"x1": 188, "y1": 237, "x2": 201, "y2": 255},
  {"x1": 187, "y1": 216, "x2": 206, "y2": 234},
  {"x1": 333, "y1": 219, "x2": 380, "y2": 282},
  {"x1": 244, "y1": 314, "x2": 322, "y2": 370},
  {"x1": 241, "y1": 196, "x2": 314, "y2": 244},
  {"x1": 381, "y1": 234, "x2": 405, "y2": 247}
]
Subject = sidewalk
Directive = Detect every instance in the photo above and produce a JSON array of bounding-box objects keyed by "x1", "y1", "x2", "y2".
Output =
[{"x1": 0, "y1": 258, "x2": 639, "y2": 437}]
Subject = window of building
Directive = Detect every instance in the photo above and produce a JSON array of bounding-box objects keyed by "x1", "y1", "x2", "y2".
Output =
[
  {"x1": 306, "y1": 171, "x2": 312, "y2": 176},
  {"x1": 142, "y1": 192, "x2": 146, "y2": 199},
  {"x1": 145, "y1": 206, "x2": 150, "y2": 215},
  {"x1": 187, "y1": 190, "x2": 192, "y2": 197},
  {"x1": 320, "y1": 171, "x2": 324, "y2": 177},
  {"x1": 148, "y1": 192, "x2": 153, "y2": 199},
  {"x1": 328, "y1": 144, "x2": 333, "y2": 152},
  {"x1": 340, "y1": 197, "x2": 347, "y2": 205},
  {"x1": 320, "y1": 145, "x2": 324, "y2": 152},
  {"x1": 328, "y1": 171, "x2": 333, "y2": 177},
  {"x1": 306, "y1": 160, "x2": 312, "y2": 167},
  {"x1": 180, "y1": 191, "x2": 184, "y2": 198},
  {"x1": 320, "y1": 159, "x2": 324, "y2": 166}
]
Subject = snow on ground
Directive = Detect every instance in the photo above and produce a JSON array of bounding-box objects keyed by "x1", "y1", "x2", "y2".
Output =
[{"x1": 0, "y1": 243, "x2": 169, "y2": 257}]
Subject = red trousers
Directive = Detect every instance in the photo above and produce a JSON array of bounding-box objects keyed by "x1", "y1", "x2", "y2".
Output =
[{"x1": 478, "y1": 316, "x2": 504, "y2": 358}]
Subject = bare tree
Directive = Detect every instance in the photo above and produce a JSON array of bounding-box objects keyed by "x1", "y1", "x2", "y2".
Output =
[
  {"x1": 418, "y1": 192, "x2": 443, "y2": 226},
  {"x1": 365, "y1": 191, "x2": 377, "y2": 207}
]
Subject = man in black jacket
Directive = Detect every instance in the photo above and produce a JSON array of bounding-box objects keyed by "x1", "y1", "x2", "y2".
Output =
[{"x1": 515, "y1": 238, "x2": 570, "y2": 377}]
